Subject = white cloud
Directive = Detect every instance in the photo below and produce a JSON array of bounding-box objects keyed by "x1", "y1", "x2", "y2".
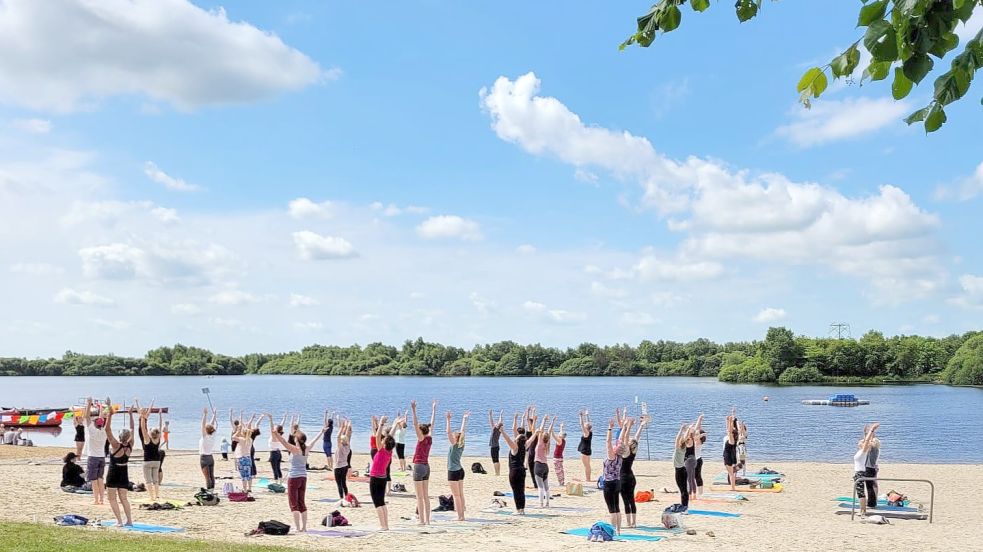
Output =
[
  {"x1": 63, "y1": 200, "x2": 176, "y2": 226},
  {"x1": 288, "y1": 198, "x2": 333, "y2": 219},
  {"x1": 0, "y1": 0, "x2": 326, "y2": 112},
  {"x1": 522, "y1": 300, "x2": 586, "y2": 324},
  {"x1": 651, "y1": 291, "x2": 687, "y2": 307},
  {"x1": 9, "y1": 118, "x2": 52, "y2": 134},
  {"x1": 775, "y1": 97, "x2": 909, "y2": 148},
  {"x1": 482, "y1": 73, "x2": 942, "y2": 299},
  {"x1": 753, "y1": 307, "x2": 787, "y2": 323},
  {"x1": 934, "y1": 161, "x2": 983, "y2": 201},
  {"x1": 621, "y1": 311, "x2": 658, "y2": 326},
  {"x1": 9, "y1": 262, "x2": 64, "y2": 276},
  {"x1": 78, "y1": 241, "x2": 235, "y2": 285},
  {"x1": 292, "y1": 230, "x2": 357, "y2": 260},
  {"x1": 54, "y1": 287, "x2": 116, "y2": 307},
  {"x1": 369, "y1": 202, "x2": 428, "y2": 217},
  {"x1": 91, "y1": 318, "x2": 129, "y2": 330},
  {"x1": 416, "y1": 215, "x2": 482, "y2": 241},
  {"x1": 208, "y1": 289, "x2": 259, "y2": 306},
  {"x1": 293, "y1": 321, "x2": 323, "y2": 331},
  {"x1": 516, "y1": 244, "x2": 537, "y2": 255},
  {"x1": 950, "y1": 274, "x2": 983, "y2": 309},
  {"x1": 289, "y1": 293, "x2": 320, "y2": 307},
  {"x1": 469, "y1": 292, "x2": 496, "y2": 315},
  {"x1": 590, "y1": 281, "x2": 628, "y2": 299},
  {"x1": 170, "y1": 303, "x2": 201, "y2": 315},
  {"x1": 144, "y1": 162, "x2": 200, "y2": 192}
]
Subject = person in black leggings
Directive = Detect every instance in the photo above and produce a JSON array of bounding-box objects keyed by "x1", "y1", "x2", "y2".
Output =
[
  {"x1": 269, "y1": 423, "x2": 285, "y2": 484},
  {"x1": 601, "y1": 419, "x2": 624, "y2": 535},
  {"x1": 619, "y1": 416, "x2": 648, "y2": 528},
  {"x1": 525, "y1": 406, "x2": 539, "y2": 489},
  {"x1": 333, "y1": 419, "x2": 352, "y2": 500},
  {"x1": 672, "y1": 423, "x2": 692, "y2": 511},
  {"x1": 501, "y1": 413, "x2": 528, "y2": 514}
]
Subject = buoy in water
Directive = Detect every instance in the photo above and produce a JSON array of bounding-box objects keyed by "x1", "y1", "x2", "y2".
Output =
[{"x1": 763, "y1": 396, "x2": 769, "y2": 401}]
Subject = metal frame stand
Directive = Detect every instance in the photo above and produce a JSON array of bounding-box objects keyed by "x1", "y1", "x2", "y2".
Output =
[{"x1": 850, "y1": 476, "x2": 935, "y2": 523}]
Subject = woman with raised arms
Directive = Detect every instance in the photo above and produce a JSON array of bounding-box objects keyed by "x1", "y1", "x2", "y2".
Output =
[{"x1": 410, "y1": 400, "x2": 437, "y2": 525}]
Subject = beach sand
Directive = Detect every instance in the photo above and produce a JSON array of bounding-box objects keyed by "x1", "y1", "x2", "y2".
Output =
[{"x1": 0, "y1": 445, "x2": 976, "y2": 551}]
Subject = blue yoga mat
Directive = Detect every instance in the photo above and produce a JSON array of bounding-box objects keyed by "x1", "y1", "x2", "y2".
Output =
[
  {"x1": 837, "y1": 502, "x2": 920, "y2": 512},
  {"x1": 686, "y1": 509, "x2": 741, "y2": 518},
  {"x1": 490, "y1": 510, "x2": 561, "y2": 518},
  {"x1": 503, "y1": 492, "x2": 540, "y2": 499},
  {"x1": 635, "y1": 525, "x2": 684, "y2": 534},
  {"x1": 561, "y1": 528, "x2": 664, "y2": 542},
  {"x1": 100, "y1": 521, "x2": 184, "y2": 533}
]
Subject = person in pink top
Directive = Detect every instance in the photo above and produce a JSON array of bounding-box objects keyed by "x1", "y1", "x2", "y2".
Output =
[
  {"x1": 532, "y1": 415, "x2": 556, "y2": 508},
  {"x1": 369, "y1": 415, "x2": 396, "y2": 530},
  {"x1": 410, "y1": 400, "x2": 437, "y2": 525}
]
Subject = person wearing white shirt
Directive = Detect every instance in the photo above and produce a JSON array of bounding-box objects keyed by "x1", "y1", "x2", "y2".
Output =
[{"x1": 199, "y1": 407, "x2": 218, "y2": 490}]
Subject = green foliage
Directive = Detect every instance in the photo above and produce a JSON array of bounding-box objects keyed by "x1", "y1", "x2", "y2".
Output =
[
  {"x1": 0, "y1": 330, "x2": 977, "y2": 383},
  {"x1": 621, "y1": 0, "x2": 983, "y2": 133},
  {"x1": 940, "y1": 333, "x2": 983, "y2": 385},
  {"x1": 778, "y1": 365, "x2": 825, "y2": 384}
]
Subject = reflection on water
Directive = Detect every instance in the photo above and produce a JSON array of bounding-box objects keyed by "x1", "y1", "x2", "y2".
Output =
[{"x1": 3, "y1": 376, "x2": 981, "y2": 463}]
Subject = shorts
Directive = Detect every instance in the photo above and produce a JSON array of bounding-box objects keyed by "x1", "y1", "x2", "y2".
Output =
[
  {"x1": 490, "y1": 446, "x2": 500, "y2": 464},
  {"x1": 86, "y1": 457, "x2": 106, "y2": 482},
  {"x1": 237, "y1": 456, "x2": 253, "y2": 481},
  {"x1": 369, "y1": 476, "x2": 387, "y2": 507},
  {"x1": 143, "y1": 461, "x2": 161, "y2": 485},
  {"x1": 448, "y1": 468, "x2": 465, "y2": 482},
  {"x1": 395, "y1": 443, "x2": 406, "y2": 460},
  {"x1": 853, "y1": 471, "x2": 867, "y2": 499},
  {"x1": 323, "y1": 444, "x2": 332, "y2": 457},
  {"x1": 412, "y1": 463, "x2": 431, "y2": 482},
  {"x1": 723, "y1": 443, "x2": 738, "y2": 467}
]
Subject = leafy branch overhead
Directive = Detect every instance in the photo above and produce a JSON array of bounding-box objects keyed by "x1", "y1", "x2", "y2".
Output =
[{"x1": 621, "y1": 0, "x2": 983, "y2": 133}]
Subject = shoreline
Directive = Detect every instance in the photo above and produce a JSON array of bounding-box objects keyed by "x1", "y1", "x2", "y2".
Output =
[{"x1": 2, "y1": 445, "x2": 977, "y2": 551}]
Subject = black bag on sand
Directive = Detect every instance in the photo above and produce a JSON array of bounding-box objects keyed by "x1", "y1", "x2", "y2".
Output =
[
  {"x1": 434, "y1": 494, "x2": 455, "y2": 512},
  {"x1": 471, "y1": 462, "x2": 487, "y2": 474},
  {"x1": 258, "y1": 520, "x2": 291, "y2": 535},
  {"x1": 195, "y1": 488, "x2": 220, "y2": 506}
]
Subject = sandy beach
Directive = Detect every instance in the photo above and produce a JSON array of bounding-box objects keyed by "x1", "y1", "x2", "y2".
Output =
[{"x1": 0, "y1": 445, "x2": 975, "y2": 551}]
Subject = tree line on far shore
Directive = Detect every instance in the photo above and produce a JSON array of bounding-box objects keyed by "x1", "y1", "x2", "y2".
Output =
[{"x1": 1, "y1": 328, "x2": 981, "y2": 386}]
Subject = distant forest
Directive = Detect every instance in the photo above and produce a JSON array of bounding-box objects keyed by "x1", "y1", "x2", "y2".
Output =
[{"x1": 2, "y1": 327, "x2": 981, "y2": 385}]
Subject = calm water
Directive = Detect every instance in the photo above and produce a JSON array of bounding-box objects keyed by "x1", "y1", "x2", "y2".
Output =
[{"x1": 2, "y1": 376, "x2": 981, "y2": 463}]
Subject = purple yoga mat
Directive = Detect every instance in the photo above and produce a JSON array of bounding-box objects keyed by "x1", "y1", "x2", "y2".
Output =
[{"x1": 308, "y1": 529, "x2": 371, "y2": 538}]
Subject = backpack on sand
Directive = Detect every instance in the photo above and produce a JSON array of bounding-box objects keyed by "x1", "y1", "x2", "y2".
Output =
[
  {"x1": 322, "y1": 510, "x2": 350, "y2": 527},
  {"x1": 343, "y1": 493, "x2": 360, "y2": 508},
  {"x1": 471, "y1": 462, "x2": 487, "y2": 474},
  {"x1": 258, "y1": 520, "x2": 290, "y2": 535},
  {"x1": 194, "y1": 488, "x2": 220, "y2": 506},
  {"x1": 435, "y1": 494, "x2": 455, "y2": 512},
  {"x1": 566, "y1": 482, "x2": 584, "y2": 496},
  {"x1": 267, "y1": 483, "x2": 286, "y2": 493}
]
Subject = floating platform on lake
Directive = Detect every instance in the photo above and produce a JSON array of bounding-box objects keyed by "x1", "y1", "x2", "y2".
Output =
[{"x1": 802, "y1": 394, "x2": 869, "y2": 407}]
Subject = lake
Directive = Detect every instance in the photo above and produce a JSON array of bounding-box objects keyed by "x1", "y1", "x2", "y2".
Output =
[{"x1": 2, "y1": 376, "x2": 981, "y2": 463}]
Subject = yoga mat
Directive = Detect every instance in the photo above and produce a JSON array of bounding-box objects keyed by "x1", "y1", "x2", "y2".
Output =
[
  {"x1": 694, "y1": 498, "x2": 742, "y2": 505},
  {"x1": 704, "y1": 492, "x2": 748, "y2": 500},
  {"x1": 835, "y1": 510, "x2": 927, "y2": 520},
  {"x1": 834, "y1": 496, "x2": 893, "y2": 505},
  {"x1": 710, "y1": 485, "x2": 781, "y2": 493},
  {"x1": 308, "y1": 529, "x2": 371, "y2": 538},
  {"x1": 503, "y1": 492, "x2": 543, "y2": 499},
  {"x1": 560, "y1": 528, "x2": 664, "y2": 542},
  {"x1": 530, "y1": 506, "x2": 592, "y2": 513},
  {"x1": 686, "y1": 509, "x2": 741, "y2": 518},
  {"x1": 100, "y1": 521, "x2": 184, "y2": 533},
  {"x1": 432, "y1": 515, "x2": 513, "y2": 524},
  {"x1": 635, "y1": 525, "x2": 685, "y2": 534},
  {"x1": 488, "y1": 510, "x2": 562, "y2": 518},
  {"x1": 837, "y1": 503, "x2": 921, "y2": 513}
]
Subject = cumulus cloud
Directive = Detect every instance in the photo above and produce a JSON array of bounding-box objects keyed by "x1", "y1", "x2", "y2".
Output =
[
  {"x1": 950, "y1": 274, "x2": 983, "y2": 309},
  {"x1": 293, "y1": 321, "x2": 323, "y2": 331},
  {"x1": 370, "y1": 202, "x2": 429, "y2": 217},
  {"x1": 170, "y1": 303, "x2": 201, "y2": 315},
  {"x1": 9, "y1": 118, "x2": 52, "y2": 134},
  {"x1": 522, "y1": 300, "x2": 586, "y2": 324},
  {"x1": 0, "y1": 0, "x2": 327, "y2": 112},
  {"x1": 54, "y1": 287, "x2": 115, "y2": 307},
  {"x1": 144, "y1": 162, "x2": 200, "y2": 192},
  {"x1": 416, "y1": 215, "x2": 483, "y2": 241},
  {"x1": 289, "y1": 293, "x2": 320, "y2": 307},
  {"x1": 63, "y1": 200, "x2": 180, "y2": 226},
  {"x1": 469, "y1": 292, "x2": 496, "y2": 315},
  {"x1": 753, "y1": 307, "x2": 787, "y2": 323},
  {"x1": 292, "y1": 230, "x2": 357, "y2": 260},
  {"x1": 934, "y1": 161, "x2": 983, "y2": 201},
  {"x1": 208, "y1": 289, "x2": 259, "y2": 306},
  {"x1": 78, "y1": 240, "x2": 236, "y2": 285},
  {"x1": 775, "y1": 97, "x2": 909, "y2": 148},
  {"x1": 288, "y1": 198, "x2": 333, "y2": 219},
  {"x1": 482, "y1": 72, "x2": 942, "y2": 299}
]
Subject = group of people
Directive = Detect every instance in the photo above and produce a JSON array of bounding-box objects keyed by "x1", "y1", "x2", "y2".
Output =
[
  {"x1": 52, "y1": 398, "x2": 895, "y2": 534},
  {"x1": 0, "y1": 424, "x2": 30, "y2": 446},
  {"x1": 59, "y1": 397, "x2": 167, "y2": 528}
]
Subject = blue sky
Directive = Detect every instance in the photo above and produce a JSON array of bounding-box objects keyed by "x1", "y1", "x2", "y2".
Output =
[{"x1": 0, "y1": 0, "x2": 980, "y2": 357}]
